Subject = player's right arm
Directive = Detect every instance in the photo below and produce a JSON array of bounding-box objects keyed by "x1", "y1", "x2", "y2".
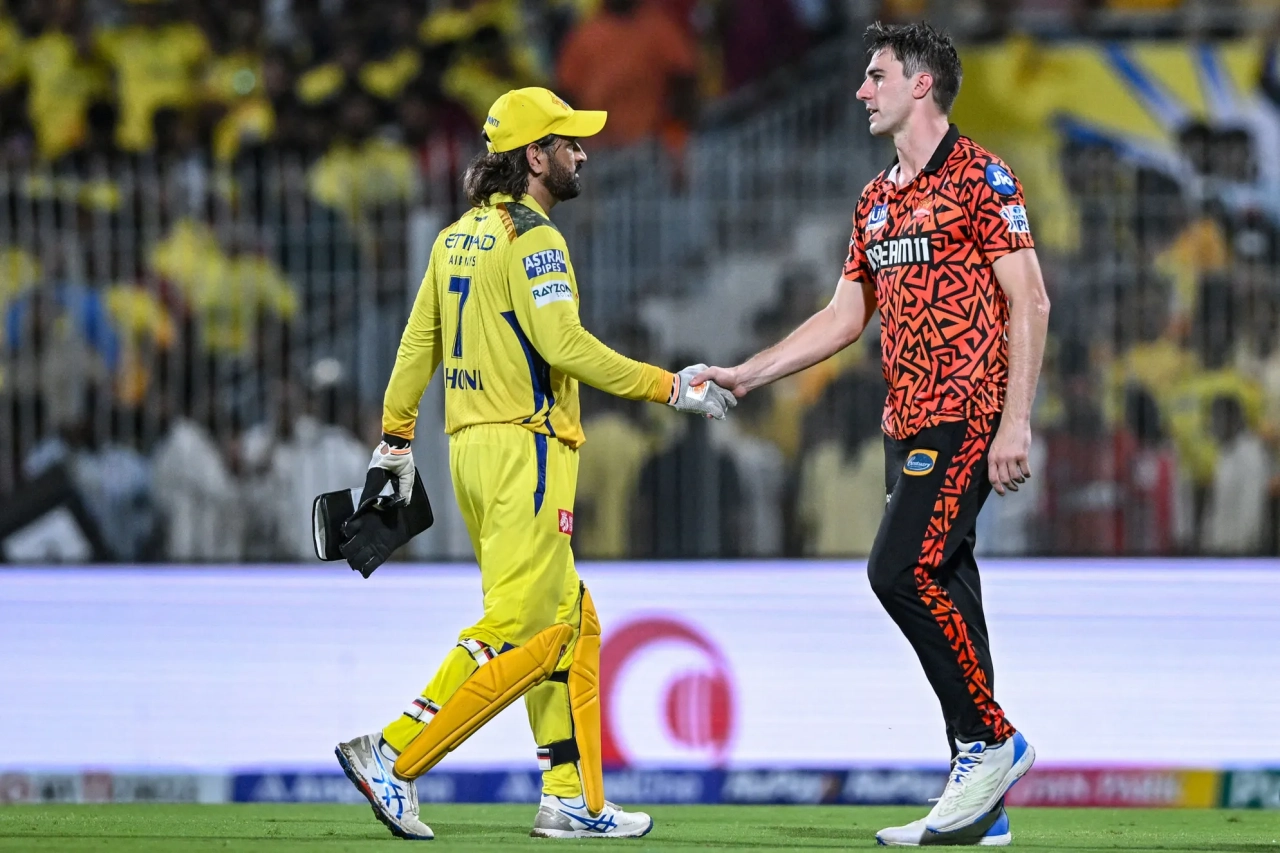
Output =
[
  {"x1": 696, "y1": 206, "x2": 878, "y2": 397},
  {"x1": 508, "y1": 228, "x2": 675, "y2": 404}
]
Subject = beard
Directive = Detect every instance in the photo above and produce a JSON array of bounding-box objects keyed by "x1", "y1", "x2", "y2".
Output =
[{"x1": 545, "y1": 155, "x2": 582, "y2": 201}]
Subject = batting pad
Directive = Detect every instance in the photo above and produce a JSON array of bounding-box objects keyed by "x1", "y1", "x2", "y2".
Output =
[
  {"x1": 569, "y1": 586, "x2": 605, "y2": 814},
  {"x1": 394, "y1": 622, "x2": 573, "y2": 779}
]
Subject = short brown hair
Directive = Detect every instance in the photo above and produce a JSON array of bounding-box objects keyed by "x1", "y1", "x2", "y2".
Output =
[{"x1": 864, "y1": 21, "x2": 963, "y2": 115}]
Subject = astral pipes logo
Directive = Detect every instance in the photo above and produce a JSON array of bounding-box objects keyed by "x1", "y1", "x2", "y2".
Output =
[{"x1": 600, "y1": 618, "x2": 736, "y2": 768}]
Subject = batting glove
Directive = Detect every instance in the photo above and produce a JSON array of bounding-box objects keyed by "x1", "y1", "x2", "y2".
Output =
[
  {"x1": 667, "y1": 364, "x2": 738, "y2": 420},
  {"x1": 368, "y1": 434, "x2": 415, "y2": 505}
]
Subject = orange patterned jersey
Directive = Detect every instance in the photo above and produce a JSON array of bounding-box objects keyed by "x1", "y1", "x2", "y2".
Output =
[{"x1": 843, "y1": 125, "x2": 1034, "y2": 440}]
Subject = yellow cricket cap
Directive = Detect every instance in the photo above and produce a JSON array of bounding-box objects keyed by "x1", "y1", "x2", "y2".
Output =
[{"x1": 483, "y1": 88, "x2": 607, "y2": 153}]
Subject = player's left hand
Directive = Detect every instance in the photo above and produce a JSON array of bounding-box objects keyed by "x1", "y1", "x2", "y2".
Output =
[
  {"x1": 368, "y1": 434, "x2": 415, "y2": 505},
  {"x1": 988, "y1": 420, "x2": 1032, "y2": 497}
]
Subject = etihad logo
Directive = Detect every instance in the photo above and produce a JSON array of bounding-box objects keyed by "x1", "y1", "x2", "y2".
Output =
[{"x1": 866, "y1": 234, "x2": 933, "y2": 273}]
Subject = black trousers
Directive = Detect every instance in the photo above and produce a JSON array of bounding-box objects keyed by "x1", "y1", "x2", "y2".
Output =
[{"x1": 867, "y1": 412, "x2": 1014, "y2": 751}]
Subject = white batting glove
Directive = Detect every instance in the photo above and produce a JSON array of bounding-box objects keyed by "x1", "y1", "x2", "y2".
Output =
[
  {"x1": 667, "y1": 364, "x2": 738, "y2": 420},
  {"x1": 369, "y1": 435, "x2": 415, "y2": 505}
]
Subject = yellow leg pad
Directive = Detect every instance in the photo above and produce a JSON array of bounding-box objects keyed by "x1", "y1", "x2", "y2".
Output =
[
  {"x1": 569, "y1": 587, "x2": 605, "y2": 815},
  {"x1": 394, "y1": 622, "x2": 573, "y2": 780}
]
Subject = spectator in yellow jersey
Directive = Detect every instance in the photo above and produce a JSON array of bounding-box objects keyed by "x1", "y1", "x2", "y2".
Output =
[
  {"x1": 23, "y1": 0, "x2": 109, "y2": 162},
  {"x1": 308, "y1": 93, "x2": 416, "y2": 219},
  {"x1": 96, "y1": 0, "x2": 210, "y2": 152},
  {"x1": 149, "y1": 216, "x2": 297, "y2": 357},
  {"x1": 419, "y1": 0, "x2": 521, "y2": 49},
  {"x1": 1167, "y1": 279, "x2": 1265, "y2": 493},
  {"x1": 0, "y1": 2, "x2": 25, "y2": 95},
  {"x1": 203, "y1": 6, "x2": 273, "y2": 163},
  {"x1": 441, "y1": 25, "x2": 542, "y2": 125}
]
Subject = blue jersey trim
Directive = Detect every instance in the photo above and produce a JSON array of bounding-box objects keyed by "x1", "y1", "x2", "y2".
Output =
[
  {"x1": 500, "y1": 311, "x2": 555, "y2": 431},
  {"x1": 533, "y1": 433, "x2": 548, "y2": 516}
]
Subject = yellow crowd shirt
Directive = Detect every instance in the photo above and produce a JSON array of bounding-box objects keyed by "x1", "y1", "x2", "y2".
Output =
[
  {"x1": 97, "y1": 23, "x2": 210, "y2": 151},
  {"x1": 24, "y1": 32, "x2": 110, "y2": 161},
  {"x1": 383, "y1": 193, "x2": 674, "y2": 449}
]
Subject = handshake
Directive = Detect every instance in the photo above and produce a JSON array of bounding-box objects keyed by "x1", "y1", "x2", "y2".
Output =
[{"x1": 666, "y1": 364, "x2": 739, "y2": 420}]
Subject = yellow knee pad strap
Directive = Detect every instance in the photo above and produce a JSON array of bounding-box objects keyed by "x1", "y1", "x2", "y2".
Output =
[{"x1": 393, "y1": 622, "x2": 573, "y2": 779}]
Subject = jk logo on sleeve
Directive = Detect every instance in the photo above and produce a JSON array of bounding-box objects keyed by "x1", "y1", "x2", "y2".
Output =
[
  {"x1": 523, "y1": 249, "x2": 568, "y2": 278},
  {"x1": 532, "y1": 279, "x2": 573, "y2": 307}
]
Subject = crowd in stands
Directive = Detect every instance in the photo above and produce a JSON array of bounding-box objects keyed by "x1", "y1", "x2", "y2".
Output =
[{"x1": 3, "y1": 0, "x2": 1280, "y2": 561}]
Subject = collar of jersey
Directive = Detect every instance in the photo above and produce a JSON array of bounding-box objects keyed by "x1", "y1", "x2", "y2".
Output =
[
  {"x1": 881, "y1": 123, "x2": 962, "y2": 184},
  {"x1": 487, "y1": 192, "x2": 549, "y2": 219}
]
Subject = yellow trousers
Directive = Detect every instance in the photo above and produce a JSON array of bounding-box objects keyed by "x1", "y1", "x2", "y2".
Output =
[{"x1": 383, "y1": 424, "x2": 583, "y2": 797}]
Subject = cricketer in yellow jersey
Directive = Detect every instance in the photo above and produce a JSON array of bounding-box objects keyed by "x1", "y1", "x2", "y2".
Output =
[{"x1": 334, "y1": 87, "x2": 737, "y2": 841}]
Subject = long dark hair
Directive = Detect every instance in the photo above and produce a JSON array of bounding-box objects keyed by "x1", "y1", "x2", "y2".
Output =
[{"x1": 463, "y1": 133, "x2": 556, "y2": 207}]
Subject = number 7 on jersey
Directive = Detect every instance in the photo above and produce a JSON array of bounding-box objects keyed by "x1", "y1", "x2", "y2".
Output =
[{"x1": 448, "y1": 275, "x2": 471, "y2": 359}]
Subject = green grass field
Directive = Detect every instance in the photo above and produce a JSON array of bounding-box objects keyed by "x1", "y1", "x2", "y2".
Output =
[{"x1": 1, "y1": 805, "x2": 1277, "y2": 852}]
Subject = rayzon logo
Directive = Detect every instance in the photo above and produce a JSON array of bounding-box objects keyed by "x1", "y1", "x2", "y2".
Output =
[
  {"x1": 532, "y1": 279, "x2": 573, "y2": 308},
  {"x1": 866, "y1": 235, "x2": 932, "y2": 273},
  {"x1": 600, "y1": 618, "x2": 736, "y2": 768}
]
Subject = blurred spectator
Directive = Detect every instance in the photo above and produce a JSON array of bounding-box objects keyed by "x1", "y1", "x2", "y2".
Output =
[
  {"x1": 633, "y1": 409, "x2": 743, "y2": 558},
  {"x1": 719, "y1": 0, "x2": 809, "y2": 91},
  {"x1": 241, "y1": 367, "x2": 368, "y2": 560},
  {"x1": 711, "y1": 383, "x2": 786, "y2": 557},
  {"x1": 397, "y1": 79, "x2": 476, "y2": 200},
  {"x1": 557, "y1": 0, "x2": 698, "y2": 148},
  {"x1": 0, "y1": 2, "x2": 25, "y2": 96},
  {"x1": 24, "y1": 0, "x2": 111, "y2": 162},
  {"x1": 795, "y1": 371, "x2": 885, "y2": 557},
  {"x1": 149, "y1": 215, "x2": 298, "y2": 358},
  {"x1": 420, "y1": 0, "x2": 522, "y2": 49},
  {"x1": 204, "y1": 5, "x2": 274, "y2": 163},
  {"x1": 1167, "y1": 278, "x2": 1263, "y2": 496},
  {"x1": 308, "y1": 92, "x2": 417, "y2": 219},
  {"x1": 151, "y1": 392, "x2": 244, "y2": 561},
  {"x1": 575, "y1": 386, "x2": 657, "y2": 559},
  {"x1": 1043, "y1": 343, "x2": 1124, "y2": 554},
  {"x1": 23, "y1": 393, "x2": 157, "y2": 561},
  {"x1": 1118, "y1": 385, "x2": 1184, "y2": 554},
  {"x1": 95, "y1": 0, "x2": 211, "y2": 152},
  {"x1": 441, "y1": 25, "x2": 541, "y2": 126},
  {"x1": 1201, "y1": 395, "x2": 1270, "y2": 554}
]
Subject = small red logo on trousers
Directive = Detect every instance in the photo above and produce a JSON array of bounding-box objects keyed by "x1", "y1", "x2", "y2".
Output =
[{"x1": 558, "y1": 510, "x2": 574, "y2": 535}]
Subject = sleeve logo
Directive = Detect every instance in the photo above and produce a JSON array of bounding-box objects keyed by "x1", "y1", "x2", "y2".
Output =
[
  {"x1": 867, "y1": 204, "x2": 888, "y2": 231},
  {"x1": 558, "y1": 509, "x2": 574, "y2": 535},
  {"x1": 531, "y1": 279, "x2": 574, "y2": 308},
  {"x1": 984, "y1": 163, "x2": 1017, "y2": 196},
  {"x1": 523, "y1": 249, "x2": 568, "y2": 278},
  {"x1": 903, "y1": 449, "x2": 938, "y2": 475},
  {"x1": 999, "y1": 204, "x2": 1030, "y2": 234}
]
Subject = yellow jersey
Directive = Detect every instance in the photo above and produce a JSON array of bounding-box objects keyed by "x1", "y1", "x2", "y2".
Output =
[{"x1": 383, "y1": 193, "x2": 674, "y2": 449}]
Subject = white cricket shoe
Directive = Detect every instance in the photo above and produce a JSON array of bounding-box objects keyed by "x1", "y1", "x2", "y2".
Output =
[
  {"x1": 877, "y1": 802, "x2": 1010, "y2": 846},
  {"x1": 530, "y1": 793, "x2": 653, "y2": 838},
  {"x1": 925, "y1": 732, "x2": 1034, "y2": 834},
  {"x1": 335, "y1": 733, "x2": 434, "y2": 840}
]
